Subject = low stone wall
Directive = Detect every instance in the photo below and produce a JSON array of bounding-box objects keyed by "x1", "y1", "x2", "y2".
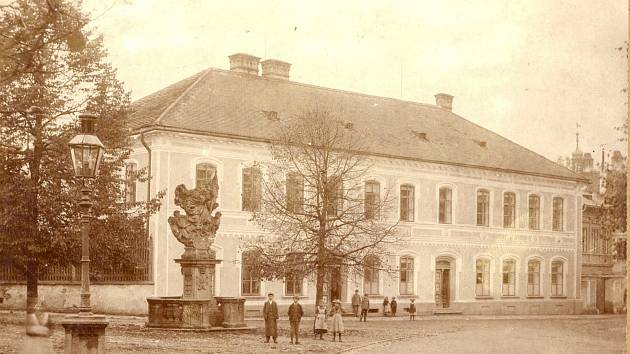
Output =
[{"x1": 0, "y1": 283, "x2": 152, "y2": 315}]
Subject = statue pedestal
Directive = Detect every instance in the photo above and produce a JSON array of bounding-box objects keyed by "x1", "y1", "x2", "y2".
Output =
[
  {"x1": 216, "y1": 297, "x2": 247, "y2": 328},
  {"x1": 146, "y1": 257, "x2": 223, "y2": 329},
  {"x1": 61, "y1": 314, "x2": 108, "y2": 353}
]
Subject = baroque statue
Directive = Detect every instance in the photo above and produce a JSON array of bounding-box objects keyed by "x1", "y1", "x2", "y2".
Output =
[{"x1": 168, "y1": 176, "x2": 222, "y2": 258}]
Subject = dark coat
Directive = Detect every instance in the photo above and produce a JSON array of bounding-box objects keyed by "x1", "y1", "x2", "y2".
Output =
[
  {"x1": 352, "y1": 293, "x2": 362, "y2": 306},
  {"x1": 409, "y1": 303, "x2": 416, "y2": 314},
  {"x1": 391, "y1": 299, "x2": 398, "y2": 313},
  {"x1": 288, "y1": 303, "x2": 303, "y2": 322},
  {"x1": 263, "y1": 301, "x2": 279, "y2": 337},
  {"x1": 361, "y1": 297, "x2": 370, "y2": 310}
]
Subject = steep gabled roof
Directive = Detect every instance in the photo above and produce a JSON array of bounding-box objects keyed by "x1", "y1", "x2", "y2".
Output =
[{"x1": 129, "y1": 68, "x2": 584, "y2": 182}]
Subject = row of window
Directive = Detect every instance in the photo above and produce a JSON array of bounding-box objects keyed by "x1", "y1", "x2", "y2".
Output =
[
  {"x1": 240, "y1": 251, "x2": 567, "y2": 298},
  {"x1": 475, "y1": 258, "x2": 565, "y2": 297},
  {"x1": 243, "y1": 164, "x2": 566, "y2": 230},
  {"x1": 123, "y1": 163, "x2": 566, "y2": 232}
]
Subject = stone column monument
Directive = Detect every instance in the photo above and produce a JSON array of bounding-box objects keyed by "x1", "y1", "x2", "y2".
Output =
[{"x1": 147, "y1": 176, "x2": 240, "y2": 329}]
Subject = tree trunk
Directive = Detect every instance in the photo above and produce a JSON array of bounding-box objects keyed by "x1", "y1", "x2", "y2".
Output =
[
  {"x1": 26, "y1": 262, "x2": 38, "y2": 314},
  {"x1": 315, "y1": 264, "x2": 325, "y2": 306}
]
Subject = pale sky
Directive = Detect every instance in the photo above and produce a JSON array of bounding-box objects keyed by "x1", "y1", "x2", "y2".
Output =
[{"x1": 84, "y1": 0, "x2": 628, "y2": 162}]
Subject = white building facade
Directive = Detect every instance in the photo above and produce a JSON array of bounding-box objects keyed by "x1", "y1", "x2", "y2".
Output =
[{"x1": 123, "y1": 53, "x2": 586, "y2": 315}]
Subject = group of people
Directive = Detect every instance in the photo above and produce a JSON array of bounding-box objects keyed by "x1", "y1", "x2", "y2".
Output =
[
  {"x1": 351, "y1": 290, "x2": 417, "y2": 320},
  {"x1": 262, "y1": 290, "x2": 420, "y2": 344},
  {"x1": 262, "y1": 293, "x2": 345, "y2": 345}
]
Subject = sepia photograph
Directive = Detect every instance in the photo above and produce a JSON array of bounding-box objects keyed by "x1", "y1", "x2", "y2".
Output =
[{"x1": 0, "y1": 1, "x2": 627, "y2": 353}]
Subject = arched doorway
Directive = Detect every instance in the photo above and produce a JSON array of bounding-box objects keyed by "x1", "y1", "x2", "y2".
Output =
[{"x1": 435, "y1": 257, "x2": 455, "y2": 308}]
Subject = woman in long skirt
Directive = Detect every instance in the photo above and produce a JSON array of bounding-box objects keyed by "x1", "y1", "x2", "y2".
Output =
[
  {"x1": 330, "y1": 300, "x2": 345, "y2": 342},
  {"x1": 382, "y1": 297, "x2": 390, "y2": 316},
  {"x1": 313, "y1": 303, "x2": 328, "y2": 339}
]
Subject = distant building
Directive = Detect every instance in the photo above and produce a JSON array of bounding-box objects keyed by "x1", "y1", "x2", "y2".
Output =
[{"x1": 562, "y1": 137, "x2": 627, "y2": 314}]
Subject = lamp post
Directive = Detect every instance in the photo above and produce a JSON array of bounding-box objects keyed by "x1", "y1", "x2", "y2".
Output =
[{"x1": 61, "y1": 113, "x2": 109, "y2": 354}]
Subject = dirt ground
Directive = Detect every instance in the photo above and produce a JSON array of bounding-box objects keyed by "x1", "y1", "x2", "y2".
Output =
[{"x1": 0, "y1": 311, "x2": 626, "y2": 354}]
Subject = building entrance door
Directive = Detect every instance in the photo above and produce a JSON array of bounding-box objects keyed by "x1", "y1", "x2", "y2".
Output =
[
  {"x1": 330, "y1": 267, "x2": 342, "y2": 302},
  {"x1": 435, "y1": 260, "x2": 451, "y2": 308}
]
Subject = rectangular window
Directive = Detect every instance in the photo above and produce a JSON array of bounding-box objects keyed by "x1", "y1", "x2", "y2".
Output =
[
  {"x1": 196, "y1": 163, "x2": 216, "y2": 188},
  {"x1": 364, "y1": 257, "x2": 380, "y2": 295},
  {"x1": 439, "y1": 187, "x2": 452, "y2": 224},
  {"x1": 475, "y1": 259, "x2": 490, "y2": 296},
  {"x1": 527, "y1": 260, "x2": 541, "y2": 296},
  {"x1": 503, "y1": 193, "x2": 516, "y2": 228},
  {"x1": 399, "y1": 256, "x2": 414, "y2": 295},
  {"x1": 241, "y1": 252, "x2": 260, "y2": 296},
  {"x1": 124, "y1": 163, "x2": 137, "y2": 206},
  {"x1": 502, "y1": 260, "x2": 516, "y2": 296},
  {"x1": 364, "y1": 181, "x2": 380, "y2": 219},
  {"x1": 286, "y1": 173, "x2": 304, "y2": 213},
  {"x1": 400, "y1": 185, "x2": 415, "y2": 222},
  {"x1": 552, "y1": 197, "x2": 563, "y2": 231},
  {"x1": 476, "y1": 190, "x2": 490, "y2": 226},
  {"x1": 242, "y1": 167, "x2": 262, "y2": 212},
  {"x1": 528, "y1": 195, "x2": 540, "y2": 230},
  {"x1": 285, "y1": 274, "x2": 303, "y2": 296},
  {"x1": 325, "y1": 175, "x2": 343, "y2": 217},
  {"x1": 551, "y1": 261, "x2": 564, "y2": 296}
]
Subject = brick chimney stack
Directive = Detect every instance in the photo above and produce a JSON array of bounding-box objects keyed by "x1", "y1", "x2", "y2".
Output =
[
  {"x1": 260, "y1": 59, "x2": 291, "y2": 80},
  {"x1": 228, "y1": 53, "x2": 260, "y2": 75},
  {"x1": 434, "y1": 93, "x2": 454, "y2": 111}
]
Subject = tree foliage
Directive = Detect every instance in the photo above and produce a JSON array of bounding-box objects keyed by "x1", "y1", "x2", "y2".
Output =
[
  {"x1": 0, "y1": 0, "x2": 163, "y2": 304},
  {"x1": 243, "y1": 109, "x2": 400, "y2": 303}
]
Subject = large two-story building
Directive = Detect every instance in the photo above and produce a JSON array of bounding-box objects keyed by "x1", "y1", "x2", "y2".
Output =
[{"x1": 117, "y1": 53, "x2": 587, "y2": 316}]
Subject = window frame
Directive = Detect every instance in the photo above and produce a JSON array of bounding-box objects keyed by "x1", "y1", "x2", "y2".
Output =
[
  {"x1": 242, "y1": 166, "x2": 262, "y2": 212},
  {"x1": 399, "y1": 255, "x2": 415, "y2": 295},
  {"x1": 552, "y1": 197, "x2": 564, "y2": 232},
  {"x1": 364, "y1": 180, "x2": 380, "y2": 220},
  {"x1": 124, "y1": 162, "x2": 137, "y2": 206},
  {"x1": 475, "y1": 258, "x2": 491, "y2": 297},
  {"x1": 438, "y1": 186, "x2": 453, "y2": 224},
  {"x1": 502, "y1": 259, "x2": 517, "y2": 296},
  {"x1": 503, "y1": 192, "x2": 516, "y2": 228},
  {"x1": 363, "y1": 256, "x2": 380, "y2": 295},
  {"x1": 399, "y1": 184, "x2": 415, "y2": 222},
  {"x1": 550, "y1": 260, "x2": 564, "y2": 297},
  {"x1": 527, "y1": 259, "x2": 542, "y2": 297},
  {"x1": 240, "y1": 251, "x2": 261, "y2": 296},
  {"x1": 528, "y1": 194, "x2": 541, "y2": 230},
  {"x1": 286, "y1": 172, "x2": 305, "y2": 214},
  {"x1": 196, "y1": 163, "x2": 217, "y2": 189},
  {"x1": 476, "y1": 189, "x2": 490, "y2": 226}
]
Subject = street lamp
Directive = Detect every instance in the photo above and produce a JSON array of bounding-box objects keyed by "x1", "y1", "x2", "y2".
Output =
[{"x1": 61, "y1": 113, "x2": 108, "y2": 354}]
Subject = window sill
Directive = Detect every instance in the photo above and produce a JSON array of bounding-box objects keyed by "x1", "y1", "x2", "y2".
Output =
[
  {"x1": 282, "y1": 295, "x2": 307, "y2": 299},
  {"x1": 500, "y1": 296, "x2": 519, "y2": 299},
  {"x1": 241, "y1": 295, "x2": 267, "y2": 300},
  {"x1": 396, "y1": 295, "x2": 417, "y2": 299},
  {"x1": 475, "y1": 296, "x2": 494, "y2": 300},
  {"x1": 526, "y1": 296, "x2": 544, "y2": 299},
  {"x1": 550, "y1": 296, "x2": 567, "y2": 299}
]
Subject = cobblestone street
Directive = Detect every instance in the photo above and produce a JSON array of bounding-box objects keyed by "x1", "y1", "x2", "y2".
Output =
[{"x1": 0, "y1": 311, "x2": 625, "y2": 354}]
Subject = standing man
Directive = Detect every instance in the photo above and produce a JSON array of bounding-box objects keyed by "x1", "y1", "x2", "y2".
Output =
[
  {"x1": 390, "y1": 297, "x2": 398, "y2": 317},
  {"x1": 360, "y1": 293, "x2": 370, "y2": 322},
  {"x1": 263, "y1": 293, "x2": 279, "y2": 343},
  {"x1": 287, "y1": 296, "x2": 304, "y2": 345},
  {"x1": 351, "y1": 289, "x2": 361, "y2": 317}
]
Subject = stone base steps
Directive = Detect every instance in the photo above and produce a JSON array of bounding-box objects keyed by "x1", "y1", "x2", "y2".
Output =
[{"x1": 433, "y1": 308, "x2": 463, "y2": 315}]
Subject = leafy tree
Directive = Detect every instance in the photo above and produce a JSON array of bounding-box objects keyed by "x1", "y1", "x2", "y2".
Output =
[
  {"x1": 0, "y1": 0, "x2": 163, "y2": 314},
  {"x1": 243, "y1": 109, "x2": 400, "y2": 304}
]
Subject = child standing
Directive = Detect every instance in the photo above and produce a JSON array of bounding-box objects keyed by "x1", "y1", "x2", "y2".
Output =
[
  {"x1": 313, "y1": 303, "x2": 328, "y2": 340},
  {"x1": 287, "y1": 296, "x2": 303, "y2": 344},
  {"x1": 409, "y1": 298, "x2": 416, "y2": 320},
  {"x1": 382, "y1": 296, "x2": 390, "y2": 316},
  {"x1": 390, "y1": 297, "x2": 398, "y2": 317},
  {"x1": 330, "y1": 299, "x2": 345, "y2": 342}
]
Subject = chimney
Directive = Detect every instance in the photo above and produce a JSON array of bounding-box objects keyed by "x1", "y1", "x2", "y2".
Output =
[
  {"x1": 228, "y1": 53, "x2": 260, "y2": 75},
  {"x1": 434, "y1": 93, "x2": 454, "y2": 111},
  {"x1": 260, "y1": 59, "x2": 291, "y2": 80}
]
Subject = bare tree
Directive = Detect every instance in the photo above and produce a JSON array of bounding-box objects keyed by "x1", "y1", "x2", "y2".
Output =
[{"x1": 243, "y1": 109, "x2": 400, "y2": 304}]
